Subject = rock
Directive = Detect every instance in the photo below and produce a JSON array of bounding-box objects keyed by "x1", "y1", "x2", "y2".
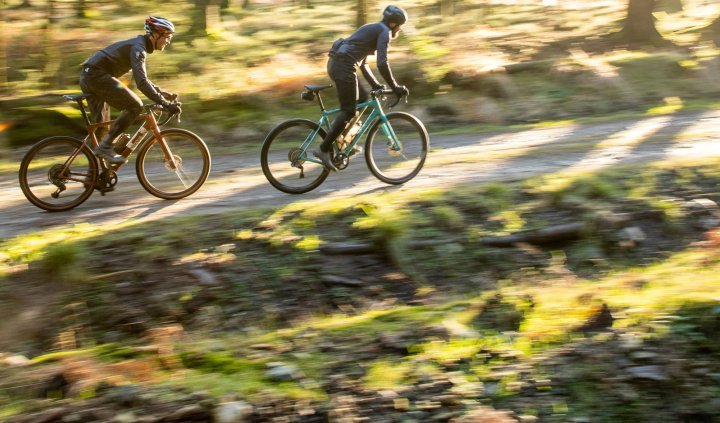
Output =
[
  {"x1": 617, "y1": 226, "x2": 646, "y2": 248},
  {"x1": 1, "y1": 354, "x2": 30, "y2": 367},
  {"x1": 165, "y1": 404, "x2": 211, "y2": 421},
  {"x1": 694, "y1": 216, "x2": 720, "y2": 231},
  {"x1": 266, "y1": 362, "x2": 300, "y2": 381},
  {"x1": 686, "y1": 199, "x2": 718, "y2": 214},
  {"x1": 450, "y1": 405, "x2": 517, "y2": 423},
  {"x1": 112, "y1": 412, "x2": 138, "y2": 423},
  {"x1": 214, "y1": 401, "x2": 253, "y2": 423},
  {"x1": 630, "y1": 351, "x2": 660, "y2": 360},
  {"x1": 249, "y1": 343, "x2": 276, "y2": 350},
  {"x1": 188, "y1": 268, "x2": 220, "y2": 286},
  {"x1": 105, "y1": 385, "x2": 141, "y2": 407},
  {"x1": 378, "y1": 390, "x2": 399, "y2": 399},
  {"x1": 626, "y1": 365, "x2": 669, "y2": 381},
  {"x1": 619, "y1": 333, "x2": 644, "y2": 350},
  {"x1": 393, "y1": 397, "x2": 410, "y2": 411},
  {"x1": 576, "y1": 303, "x2": 614, "y2": 334},
  {"x1": 473, "y1": 97, "x2": 505, "y2": 124}
]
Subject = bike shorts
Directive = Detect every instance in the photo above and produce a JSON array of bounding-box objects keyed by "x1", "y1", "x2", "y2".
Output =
[{"x1": 79, "y1": 66, "x2": 143, "y2": 123}]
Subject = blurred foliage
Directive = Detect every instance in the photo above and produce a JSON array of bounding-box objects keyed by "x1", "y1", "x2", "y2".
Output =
[
  {"x1": 2, "y1": 0, "x2": 720, "y2": 147},
  {"x1": 1, "y1": 156, "x2": 720, "y2": 420}
]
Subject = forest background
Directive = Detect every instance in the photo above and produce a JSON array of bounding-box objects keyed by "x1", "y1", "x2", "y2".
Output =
[{"x1": 2, "y1": 0, "x2": 720, "y2": 422}]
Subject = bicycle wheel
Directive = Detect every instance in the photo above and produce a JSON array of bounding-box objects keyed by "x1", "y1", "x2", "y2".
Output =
[
  {"x1": 365, "y1": 111, "x2": 429, "y2": 185},
  {"x1": 135, "y1": 129, "x2": 211, "y2": 199},
  {"x1": 18, "y1": 136, "x2": 98, "y2": 212},
  {"x1": 260, "y1": 118, "x2": 329, "y2": 194}
]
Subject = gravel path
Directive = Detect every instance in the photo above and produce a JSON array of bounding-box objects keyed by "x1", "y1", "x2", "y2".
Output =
[{"x1": 2, "y1": 109, "x2": 719, "y2": 240}]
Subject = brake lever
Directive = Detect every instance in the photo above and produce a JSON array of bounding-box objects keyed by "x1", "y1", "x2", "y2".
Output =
[{"x1": 388, "y1": 94, "x2": 404, "y2": 109}]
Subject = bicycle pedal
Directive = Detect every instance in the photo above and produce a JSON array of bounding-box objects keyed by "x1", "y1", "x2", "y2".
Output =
[{"x1": 96, "y1": 186, "x2": 115, "y2": 195}]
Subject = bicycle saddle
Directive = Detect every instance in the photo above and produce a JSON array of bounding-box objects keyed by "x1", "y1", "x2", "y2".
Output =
[
  {"x1": 63, "y1": 93, "x2": 91, "y2": 101},
  {"x1": 303, "y1": 84, "x2": 333, "y2": 93}
]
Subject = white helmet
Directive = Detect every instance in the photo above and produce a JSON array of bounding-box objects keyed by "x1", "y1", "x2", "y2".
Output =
[{"x1": 145, "y1": 16, "x2": 175, "y2": 34}]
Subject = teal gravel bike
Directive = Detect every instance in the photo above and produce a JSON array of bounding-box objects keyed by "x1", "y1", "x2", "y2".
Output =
[{"x1": 260, "y1": 85, "x2": 429, "y2": 194}]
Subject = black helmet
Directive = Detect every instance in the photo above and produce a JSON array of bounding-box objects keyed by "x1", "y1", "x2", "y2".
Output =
[{"x1": 382, "y1": 5, "x2": 408, "y2": 25}]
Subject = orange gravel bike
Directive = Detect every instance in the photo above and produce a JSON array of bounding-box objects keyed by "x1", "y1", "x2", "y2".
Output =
[{"x1": 18, "y1": 93, "x2": 211, "y2": 211}]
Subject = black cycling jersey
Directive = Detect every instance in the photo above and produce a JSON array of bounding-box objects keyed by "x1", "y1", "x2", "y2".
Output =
[
  {"x1": 83, "y1": 35, "x2": 164, "y2": 105},
  {"x1": 336, "y1": 22, "x2": 399, "y2": 89}
]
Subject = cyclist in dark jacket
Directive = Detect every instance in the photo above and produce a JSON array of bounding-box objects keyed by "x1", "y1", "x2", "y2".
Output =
[
  {"x1": 79, "y1": 16, "x2": 181, "y2": 165},
  {"x1": 315, "y1": 5, "x2": 410, "y2": 171}
]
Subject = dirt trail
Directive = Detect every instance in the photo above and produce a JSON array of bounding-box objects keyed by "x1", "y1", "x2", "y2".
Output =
[{"x1": 2, "y1": 110, "x2": 719, "y2": 240}]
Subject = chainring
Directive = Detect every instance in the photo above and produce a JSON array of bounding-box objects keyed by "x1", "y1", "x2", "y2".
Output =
[
  {"x1": 334, "y1": 153, "x2": 350, "y2": 170},
  {"x1": 97, "y1": 169, "x2": 118, "y2": 190}
]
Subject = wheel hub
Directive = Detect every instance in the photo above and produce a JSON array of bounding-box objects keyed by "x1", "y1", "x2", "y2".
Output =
[
  {"x1": 165, "y1": 154, "x2": 183, "y2": 172},
  {"x1": 288, "y1": 147, "x2": 305, "y2": 167},
  {"x1": 47, "y1": 164, "x2": 66, "y2": 185},
  {"x1": 387, "y1": 145, "x2": 402, "y2": 157}
]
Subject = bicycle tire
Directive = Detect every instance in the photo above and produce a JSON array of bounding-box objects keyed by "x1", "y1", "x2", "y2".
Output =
[
  {"x1": 18, "y1": 136, "x2": 98, "y2": 212},
  {"x1": 135, "y1": 128, "x2": 211, "y2": 199},
  {"x1": 364, "y1": 112, "x2": 429, "y2": 185},
  {"x1": 260, "y1": 118, "x2": 330, "y2": 194}
]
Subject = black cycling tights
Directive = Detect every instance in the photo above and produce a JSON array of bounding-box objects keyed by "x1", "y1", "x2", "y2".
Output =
[
  {"x1": 100, "y1": 105, "x2": 142, "y2": 146},
  {"x1": 321, "y1": 56, "x2": 369, "y2": 153}
]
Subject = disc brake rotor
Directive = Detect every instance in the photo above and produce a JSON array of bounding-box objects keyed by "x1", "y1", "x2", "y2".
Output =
[
  {"x1": 387, "y1": 139, "x2": 405, "y2": 157},
  {"x1": 165, "y1": 154, "x2": 183, "y2": 172}
]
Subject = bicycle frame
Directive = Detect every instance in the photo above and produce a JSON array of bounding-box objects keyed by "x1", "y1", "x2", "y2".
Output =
[
  {"x1": 62, "y1": 96, "x2": 179, "y2": 176},
  {"x1": 299, "y1": 93, "x2": 401, "y2": 165}
]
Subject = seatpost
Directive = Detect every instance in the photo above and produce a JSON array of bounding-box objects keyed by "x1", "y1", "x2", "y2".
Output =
[
  {"x1": 76, "y1": 98, "x2": 92, "y2": 126},
  {"x1": 317, "y1": 92, "x2": 326, "y2": 112}
]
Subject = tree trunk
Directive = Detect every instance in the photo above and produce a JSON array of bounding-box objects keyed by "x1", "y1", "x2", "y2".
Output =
[
  {"x1": 440, "y1": 0, "x2": 456, "y2": 16},
  {"x1": 43, "y1": 0, "x2": 63, "y2": 89},
  {"x1": 188, "y1": 0, "x2": 209, "y2": 38},
  {"x1": 0, "y1": 16, "x2": 7, "y2": 94},
  {"x1": 704, "y1": 15, "x2": 720, "y2": 46},
  {"x1": 356, "y1": 0, "x2": 370, "y2": 28},
  {"x1": 619, "y1": 0, "x2": 666, "y2": 45},
  {"x1": 76, "y1": 0, "x2": 86, "y2": 18}
]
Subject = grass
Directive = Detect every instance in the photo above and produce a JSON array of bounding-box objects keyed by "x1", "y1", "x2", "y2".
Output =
[{"x1": 3, "y1": 1, "x2": 720, "y2": 419}]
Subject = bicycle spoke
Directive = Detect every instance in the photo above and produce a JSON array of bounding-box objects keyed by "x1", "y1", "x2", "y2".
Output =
[
  {"x1": 136, "y1": 130, "x2": 211, "y2": 200},
  {"x1": 261, "y1": 119, "x2": 329, "y2": 194},
  {"x1": 365, "y1": 112, "x2": 428, "y2": 185},
  {"x1": 19, "y1": 137, "x2": 97, "y2": 211}
]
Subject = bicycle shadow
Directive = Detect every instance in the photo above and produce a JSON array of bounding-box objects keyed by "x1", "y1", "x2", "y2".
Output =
[{"x1": 1, "y1": 110, "x2": 715, "y2": 242}]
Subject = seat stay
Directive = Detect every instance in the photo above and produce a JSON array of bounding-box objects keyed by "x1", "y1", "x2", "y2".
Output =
[{"x1": 298, "y1": 117, "x2": 328, "y2": 165}]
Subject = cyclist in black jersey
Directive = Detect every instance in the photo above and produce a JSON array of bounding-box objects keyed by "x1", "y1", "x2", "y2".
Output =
[
  {"x1": 79, "y1": 16, "x2": 181, "y2": 165},
  {"x1": 315, "y1": 5, "x2": 410, "y2": 171}
]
